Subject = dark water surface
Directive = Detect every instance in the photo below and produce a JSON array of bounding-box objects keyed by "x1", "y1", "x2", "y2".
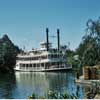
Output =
[{"x1": 0, "y1": 71, "x2": 85, "y2": 99}]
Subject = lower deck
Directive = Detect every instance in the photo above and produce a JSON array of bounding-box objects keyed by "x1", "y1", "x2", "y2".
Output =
[
  {"x1": 15, "y1": 62, "x2": 72, "y2": 72},
  {"x1": 14, "y1": 66, "x2": 72, "y2": 72}
]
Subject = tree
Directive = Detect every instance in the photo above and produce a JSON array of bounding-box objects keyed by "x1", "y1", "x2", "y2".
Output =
[
  {"x1": 0, "y1": 34, "x2": 20, "y2": 73},
  {"x1": 66, "y1": 49, "x2": 78, "y2": 68},
  {"x1": 76, "y1": 17, "x2": 100, "y2": 66}
]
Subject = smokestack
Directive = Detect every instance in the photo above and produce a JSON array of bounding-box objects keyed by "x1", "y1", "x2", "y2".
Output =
[
  {"x1": 57, "y1": 29, "x2": 60, "y2": 51},
  {"x1": 46, "y1": 28, "x2": 49, "y2": 51}
]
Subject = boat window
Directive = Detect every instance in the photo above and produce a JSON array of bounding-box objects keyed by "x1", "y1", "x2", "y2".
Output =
[
  {"x1": 26, "y1": 64, "x2": 28, "y2": 67},
  {"x1": 33, "y1": 64, "x2": 36, "y2": 67},
  {"x1": 30, "y1": 64, "x2": 32, "y2": 67},
  {"x1": 37, "y1": 64, "x2": 40, "y2": 67},
  {"x1": 41, "y1": 63, "x2": 44, "y2": 67},
  {"x1": 23, "y1": 64, "x2": 25, "y2": 67}
]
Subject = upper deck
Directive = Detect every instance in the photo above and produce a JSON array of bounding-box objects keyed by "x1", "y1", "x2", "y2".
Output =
[{"x1": 17, "y1": 48, "x2": 63, "y2": 58}]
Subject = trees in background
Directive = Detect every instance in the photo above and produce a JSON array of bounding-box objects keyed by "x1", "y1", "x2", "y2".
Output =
[
  {"x1": 76, "y1": 18, "x2": 100, "y2": 66},
  {"x1": 66, "y1": 49, "x2": 77, "y2": 68},
  {"x1": 67, "y1": 17, "x2": 100, "y2": 69},
  {"x1": 0, "y1": 34, "x2": 20, "y2": 73}
]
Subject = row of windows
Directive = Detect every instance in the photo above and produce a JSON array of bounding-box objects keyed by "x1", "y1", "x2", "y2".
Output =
[
  {"x1": 17, "y1": 56, "x2": 47, "y2": 61},
  {"x1": 17, "y1": 54, "x2": 62, "y2": 61},
  {"x1": 20, "y1": 62, "x2": 63, "y2": 68}
]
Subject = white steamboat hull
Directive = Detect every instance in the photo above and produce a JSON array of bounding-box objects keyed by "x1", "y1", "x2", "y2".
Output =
[{"x1": 14, "y1": 67, "x2": 72, "y2": 72}]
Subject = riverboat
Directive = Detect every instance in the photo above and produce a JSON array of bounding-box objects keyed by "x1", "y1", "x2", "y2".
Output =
[{"x1": 14, "y1": 28, "x2": 72, "y2": 72}]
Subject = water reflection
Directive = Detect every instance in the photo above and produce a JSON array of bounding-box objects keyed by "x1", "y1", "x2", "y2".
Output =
[
  {"x1": 0, "y1": 73, "x2": 16, "y2": 99},
  {"x1": 14, "y1": 71, "x2": 84, "y2": 99},
  {"x1": 0, "y1": 71, "x2": 85, "y2": 99}
]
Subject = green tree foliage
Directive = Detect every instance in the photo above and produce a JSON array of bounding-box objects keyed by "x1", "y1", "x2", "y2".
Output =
[
  {"x1": 66, "y1": 49, "x2": 78, "y2": 68},
  {"x1": 0, "y1": 34, "x2": 20, "y2": 73},
  {"x1": 76, "y1": 18, "x2": 100, "y2": 66}
]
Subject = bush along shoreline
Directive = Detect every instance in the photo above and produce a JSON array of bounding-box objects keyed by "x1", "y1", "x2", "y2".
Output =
[
  {"x1": 28, "y1": 90, "x2": 78, "y2": 99},
  {"x1": 86, "y1": 81, "x2": 100, "y2": 99}
]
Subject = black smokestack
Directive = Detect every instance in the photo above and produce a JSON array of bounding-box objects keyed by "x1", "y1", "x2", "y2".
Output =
[
  {"x1": 46, "y1": 28, "x2": 49, "y2": 51},
  {"x1": 57, "y1": 29, "x2": 60, "y2": 51}
]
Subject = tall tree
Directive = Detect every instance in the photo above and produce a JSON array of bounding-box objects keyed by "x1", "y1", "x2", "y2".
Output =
[{"x1": 76, "y1": 17, "x2": 100, "y2": 66}]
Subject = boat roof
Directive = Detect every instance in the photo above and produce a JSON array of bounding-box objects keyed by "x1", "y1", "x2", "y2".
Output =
[{"x1": 40, "y1": 41, "x2": 52, "y2": 45}]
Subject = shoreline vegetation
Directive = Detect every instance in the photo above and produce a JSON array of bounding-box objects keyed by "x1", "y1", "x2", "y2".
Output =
[{"x1": 28, "y1": 90, "x2": 78, "y2": 99}]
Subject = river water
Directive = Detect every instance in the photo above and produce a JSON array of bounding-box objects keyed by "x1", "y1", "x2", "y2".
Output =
[{"x1": 0, "y1": 71, "x2": 85, "y2": 99}]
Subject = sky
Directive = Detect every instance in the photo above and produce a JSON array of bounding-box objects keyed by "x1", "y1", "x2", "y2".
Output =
[{"x1": 0, "y1": 0, "x2": 100, "y2": 51}]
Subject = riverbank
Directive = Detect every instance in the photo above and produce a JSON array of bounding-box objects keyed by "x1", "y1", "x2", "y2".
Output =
[
  {"x1": 75, "y1": 75, "x2": 100, "y2": 99},
  {"x1": 75, "y1": 75, "x2": 100, "y2": 85}
]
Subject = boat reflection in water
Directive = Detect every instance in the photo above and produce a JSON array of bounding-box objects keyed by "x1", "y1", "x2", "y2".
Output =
[{"x1": 14, "y1": 71, "x2": 84, "y2": 99}]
